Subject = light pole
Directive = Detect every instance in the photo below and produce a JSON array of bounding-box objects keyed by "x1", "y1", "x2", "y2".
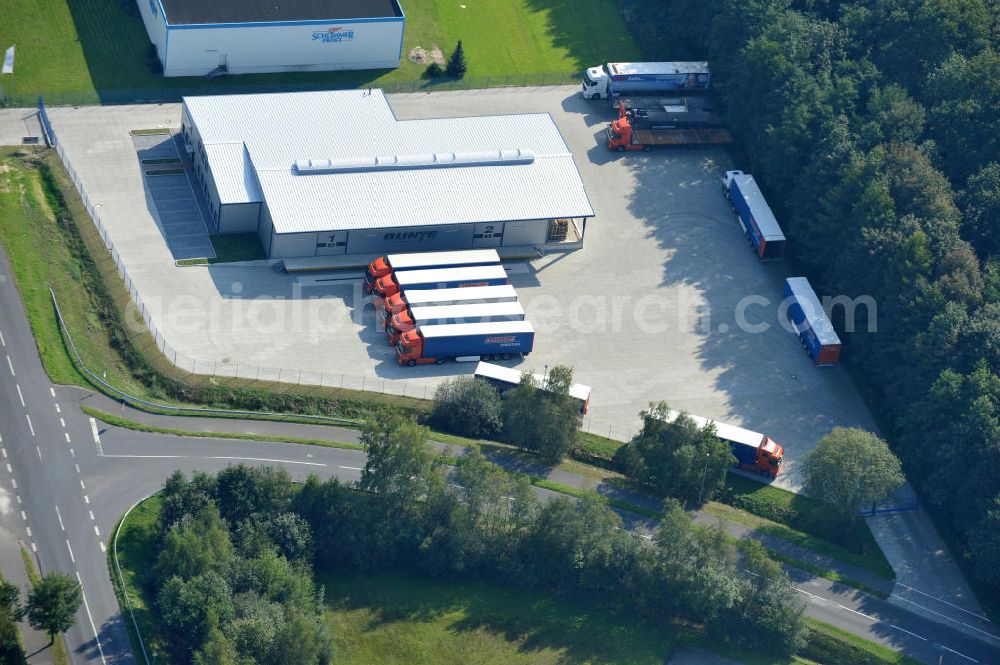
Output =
[
  {"x1": 697, "y1": 452, "x2": 710, "y2": 505},
  {"x1": 543, "y1": 364, "x2": 548, "y2": 389}
]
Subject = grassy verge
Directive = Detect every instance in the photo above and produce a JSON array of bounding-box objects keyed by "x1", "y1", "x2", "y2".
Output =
[
  {"x1": 703, "y1": 502, "x2": 894, "y2": 581},
  {"x1": 766, "y1": 551, "x2": 888, "y2": 599},
  {"x1": 0, "y1": 149, "x2": 431, "y2": 421},
  {"x1": 18, "y1": 547, "x2": 68, "y2": 665},
  {"x1": 0, "y1": 0, "x2": 640, "y2": 104},
  {"x1": 721, "y1": 474, "x2": 888, "y2": 568},
  {"x1": 108, "y1": 495, "x2": 171, "y2": 664},
  {"x1": 800, "y1": 619, "x2": 922, "y2": 665},
  {"x1": 82, "y1": 406, "x2": 364, "y2": 451},
  {"x1": 176, "y1": 234, "x2": 266, "y2": 265}
]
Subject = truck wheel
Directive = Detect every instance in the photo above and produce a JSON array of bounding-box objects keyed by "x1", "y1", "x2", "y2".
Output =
[
  {"x1": 616, "y1": 146, "x2": 624, "y2": 153},
  {"x1": 642, "y1": 145, "x2": 651, "y2": 152},
  {"x1": 407, "y1": 359, "x2": 416, "y2": 367},
  {"x1": 501, "y1": 353, "x2": 511, "y2": 360},
  {"x1": 435, "y1": 357, "x2": 446, "y2": 365}
]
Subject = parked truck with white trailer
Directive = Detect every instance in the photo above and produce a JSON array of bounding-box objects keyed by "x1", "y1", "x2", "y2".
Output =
[
  {"x1": 379, "y1": 284, "x2": 519, "y2": 329},
  {"x1": 582, "y1": 62, "x2": 710, "y2": 102},
  {"x1": 387, "y1": 301, "x2": 526, "y2": 345},
  {"x1": 474, "y1": 361, "x2": 592, "y2": 414}
]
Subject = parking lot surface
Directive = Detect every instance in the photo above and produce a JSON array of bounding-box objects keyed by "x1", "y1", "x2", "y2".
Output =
[{"x1": 46, "y1": 88, "x2": 878, "y2": 488}]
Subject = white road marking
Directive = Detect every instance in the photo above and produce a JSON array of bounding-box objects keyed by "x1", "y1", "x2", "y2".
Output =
[
  {"x1": 99, "y1": 454, "x2": 186, "y2": 459},
  {"x1": 210, "y1": 456, "x2": 327, "y2": 467},
  {"x1": 90, "y1": 418, "x2": 102, "y2": 456},
  {"x1": 9, "y1": 478, "x2": 15, "y2": 489},
  {"x1": 49, "y1": 388, "x2": 54, "y2": 397},
  {"x1": 94, "y1": 526, "x2": 100, "y2": 537},
  {"x1": 0, "y1": 328, "x2": 5, "y2": 347},
  {"x1": 889, "y1": 624, "x2": 927, "y2": 640},
  {"x1": 75, "y1": 571, "x2": 108, "y2": 664},
  {"x1": 25, "y1": 526, "x2": 31, "y2": 537},
  {"x1": 939, "y1": 644, "x2": 978, "y2": 662},
  {"x1": 893, "y1": 583, "x2": 993, "y2": 623},
  {"x1": 59, "y1": 417, "x2": 65, "y2": 428},
  {"x1": 891, "y1": 594, "x2": 1000, "y2": 641},
  {"x1": 35, "y1": 446, "x2": 40, "y2": 460},
  {"x1": 64, "y1": 433, "x2": 70, "y2": 443},
  {"x1": 65, "y1": 540, "x2": 75, "y2": 563},
  {"x1": 55, "y1": 505, "x2": 65, "y2": 531},
  {"x1": 25, "y1": 415, "x2": 34, "y2": 437},
  {"x1": 30, "y1": 542, "x2": 35, "y2": 553},
  {"x1": 1, "y1": 448, "x2": 5, "y2": 458},
  {"x1": 88, "y1": 510, "x2": 94, "y2": 521},
  {"x1": 54, "y1": 403, "x2": 60, "y2": 413},
  {"x1": 4, "y1": 464, "x2": 9, "y2": 473},
  {"x1": 69, "y1": 448, "x2": 75, "y2": 457},
  {"x1": 79, "y1": 479, "x2": 85, "y2": 490},
  {"x1": 99, "y1": 541, "x2": 105, "y2": 553},
  {"x1": 339, "y1": 465, "x2": 363, "y2": 471},
  {"x1": 5, "y1": 355, "x2": 13, "y2": 376},
  {"x1": 74, "y1": 464, "x2": 80, "y2": 474},
  {"x1": 83, "y1": 495, "x2": 89, "y2": 504},
  {"x1": 19, "y1": 511, "x2": 25, "y2": 521},
  {"x1": 15, "y1": 495, "x2": 20, "y2": 504},
  {"x1": 15, "y1": 385, "x2": 24, "y2": 407}
]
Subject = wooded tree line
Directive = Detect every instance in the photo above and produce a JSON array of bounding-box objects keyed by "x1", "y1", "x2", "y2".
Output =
[
  {"x1": 618, "y1": 0, "x2": 1000, "y2": 591},
  {"x1": 151, "y1": 416, "x2": 806, "y2": 662}
]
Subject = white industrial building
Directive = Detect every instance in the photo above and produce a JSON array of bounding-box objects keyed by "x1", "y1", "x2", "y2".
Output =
[
  {"x1": 137, "y1": 0, "x2": 404, "y2": 77},
  {"x1": 180, "y1": 90, "x2": 595, "y2": 260}
]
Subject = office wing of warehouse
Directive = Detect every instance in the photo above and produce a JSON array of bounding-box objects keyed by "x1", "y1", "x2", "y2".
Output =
[
  {"x1": 138, "y1": 0, "x2": 404, "y2": 76},
  {"x1": 180, "y1": 90, "x2": 596, "y2": 259}
]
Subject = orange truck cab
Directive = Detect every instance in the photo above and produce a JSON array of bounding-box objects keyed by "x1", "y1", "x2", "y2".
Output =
[{"x1": 365, "y1": 250, "x2": 502, "y2": 294}]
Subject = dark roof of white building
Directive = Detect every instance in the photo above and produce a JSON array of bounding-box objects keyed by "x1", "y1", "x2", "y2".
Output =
[{"x1": 160, "y1": 0, "x2": 401, "y2": 26}]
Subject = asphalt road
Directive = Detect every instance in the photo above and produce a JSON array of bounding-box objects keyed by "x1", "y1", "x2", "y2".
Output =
[{"x1": 0, "y1": 247, "x2": 997, "y2": 665}]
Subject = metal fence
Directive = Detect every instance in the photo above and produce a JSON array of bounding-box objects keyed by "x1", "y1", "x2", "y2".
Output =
[{"x1": 15, "y1": 72, "x2": 582, "y2": 108}]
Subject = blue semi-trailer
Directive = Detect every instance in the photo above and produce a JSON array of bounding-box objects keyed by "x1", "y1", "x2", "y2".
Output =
[
  {"x1": 581, "y1": 62, "x2": 711, "y2": 101},
  {"x1": 784, "y1": 277, "x2": 842, "y2": 366},
  {"x1": 722, "y1": 170, "x2": 787, "y2": 260},
  {"x1": 396, "y1": 320, "x2": 534, "y2": 366}
]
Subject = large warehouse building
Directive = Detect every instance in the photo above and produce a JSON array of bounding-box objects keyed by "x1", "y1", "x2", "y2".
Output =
[
  {"x1": 180, "y1": 90, "x2": 595, "y2": 260},
  {"x1": 137, "y1": 0, "x2": 404, "y2": 77}
]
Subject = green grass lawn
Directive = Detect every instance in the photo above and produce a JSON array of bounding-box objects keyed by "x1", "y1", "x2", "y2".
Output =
[
  {"x1": 322, "y1": 569, "x2": 678, "y2": 665},
  {"x1": 0, "y1": 0, "x2": 641, "y2": 105}
]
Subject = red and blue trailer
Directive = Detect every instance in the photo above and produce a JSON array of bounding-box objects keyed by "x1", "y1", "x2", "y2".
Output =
[
  {"x1": 722, "y1": 170, "x2": 786, "y2": 260},
  {"x1": 666, "y1": 410, "x2": 784, "y2": 479},
  {"x1": 396, "y1": 321, "x2": 534, "y2": 366},
  {"x1": 784, "y1": 277, "x2": 842, "y2": 366}
]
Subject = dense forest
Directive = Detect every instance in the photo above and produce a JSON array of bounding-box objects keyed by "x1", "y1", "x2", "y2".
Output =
[{"x1": 618, "y1": 0, "x2": 1000, "y2": 594}]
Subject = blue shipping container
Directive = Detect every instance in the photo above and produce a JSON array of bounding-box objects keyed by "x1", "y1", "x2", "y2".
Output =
[
  {"x1": 784, "y1": 277, "x2": 842, "y2": 365},
  {"x1": 728, "y1": 173, "x2": 786, "y2": 259},
  {"x1": 421, "y1": 321, "x2": 535, "y2": 358},
  {"x1": 730, "y1": 440, "x2": 759, "y2": 466}
]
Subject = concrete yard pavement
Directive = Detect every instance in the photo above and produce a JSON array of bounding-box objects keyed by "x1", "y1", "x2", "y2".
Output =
[
  {"x1": 44, "y1": 87, "x2": 876, "y2": 491},
  {"x1": 0, "y1": 108, "x2": 43, "y2": 146}
]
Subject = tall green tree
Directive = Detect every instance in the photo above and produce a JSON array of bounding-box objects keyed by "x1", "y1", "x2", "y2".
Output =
[
  {"x1": 614, "y1": 402, "x2": 734, "y2": 504},
  {"x1": 433, "y1": 376, "x2": 502, "y2": 438},
  {"x1": 802, "y1": 428, "x2": 904, "y2": 517},
  {"x1": 360, "y1": 416, "x2": 443, "y2": 506},
  {"x1": 500, "y1": 366, "x2": 581, "y2": 463},
  {"x1": 446, "y1": 40, "x2": 467, "y2": 78},
  {"x1": 25, "y1": 573, "x2": 82, "y2": 644}
]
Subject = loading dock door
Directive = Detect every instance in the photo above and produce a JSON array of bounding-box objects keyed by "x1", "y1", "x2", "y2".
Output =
[
  {"x1": 472, "y1": 222, "x2": 504, "y2": 247},
  {"x1": 315, "y1": 231, "x2": 347, "y2": 256}
]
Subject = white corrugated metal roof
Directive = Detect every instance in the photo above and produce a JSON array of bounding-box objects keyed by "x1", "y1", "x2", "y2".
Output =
[
  {"x1": 182, "y1": 90, "x2": 594, "y2": 234},
  {"x1": 203, "y1": 143, "x2": 262, "y2": 205}
]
